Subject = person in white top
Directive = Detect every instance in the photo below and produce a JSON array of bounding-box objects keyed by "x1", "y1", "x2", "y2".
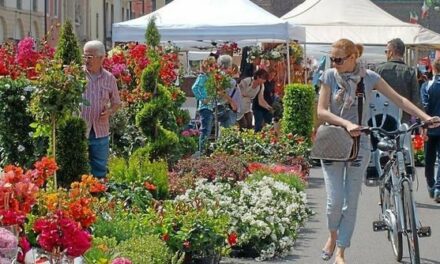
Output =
[{"x1": 237, "y1": 69, "x2": 269, "y2": 130}]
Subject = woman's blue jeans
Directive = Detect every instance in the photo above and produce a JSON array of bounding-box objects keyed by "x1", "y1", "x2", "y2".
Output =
[
  {"x1": 321, "y1": 145, "x2": 370, "y2": 248},
  {"x1": 88, "y1": 129, "x2": 109, "y2": 178}
]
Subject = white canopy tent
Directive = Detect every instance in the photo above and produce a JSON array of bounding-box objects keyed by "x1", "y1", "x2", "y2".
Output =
[
  {"x1": 281, "y1": 0, "x2": 440, "y2": 48},
  {"x1": 112, "y1": 0, "x2": 305, "y2": 43}
]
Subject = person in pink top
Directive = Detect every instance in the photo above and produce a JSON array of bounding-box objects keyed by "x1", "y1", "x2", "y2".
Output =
[{"x1": 81, "y1": 40, "x2": 121, "y2": 178}]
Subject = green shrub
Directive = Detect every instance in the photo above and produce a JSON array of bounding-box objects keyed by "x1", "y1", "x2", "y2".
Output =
[
  {"x1": 93, "y1": 208, "x2": 152, "y2": 242},
  {"x1": 56, "y1": 116, "x2": 89, "y2": 188},
  {"x1": 115, "y1": 235, "x2": 171, "y2": 264},
  {"x1": 281, "y1": 83, "x2": 315, "y2": 142},
  {"x1": 0, "y1": 77, "x2": 47, "y2": 168},
  {"x1": 83, "y1": 236, "x2": 118, "y2": 264},
  {"x1": 54, "y1": 20, "x2": 82, "y2": 65}
]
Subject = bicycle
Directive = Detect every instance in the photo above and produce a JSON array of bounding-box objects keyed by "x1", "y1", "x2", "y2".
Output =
[{"x1": 363, "y1": 120, "x2": 433, "y2": 264}]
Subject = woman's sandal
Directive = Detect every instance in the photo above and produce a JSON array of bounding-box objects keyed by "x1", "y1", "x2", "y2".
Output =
[{"x1": 321, "y1": 244, "x2": 336, "y2": 261}]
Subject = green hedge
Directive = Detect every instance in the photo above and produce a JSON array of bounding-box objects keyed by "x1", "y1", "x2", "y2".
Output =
[{"x1": 281, "y1": 83, "x2": 315, "y2": 142}]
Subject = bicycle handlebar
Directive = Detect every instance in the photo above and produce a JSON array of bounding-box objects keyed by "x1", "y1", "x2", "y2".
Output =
[{"x1": 361, "y1": 120, "x2": 437, "y2": 137}]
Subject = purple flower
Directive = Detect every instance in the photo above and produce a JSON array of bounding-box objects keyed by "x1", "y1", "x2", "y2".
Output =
[{"x1": 112, "y1": 257, "x2": 133, "y2": 264}]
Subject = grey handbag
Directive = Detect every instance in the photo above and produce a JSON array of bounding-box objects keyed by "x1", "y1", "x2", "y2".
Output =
[
  {"x1": 310, "y1": 78, "x2": 365, "y2": 161},
  {"x1": 310, "y1": 125, "x2": 360, "y2": 161}
]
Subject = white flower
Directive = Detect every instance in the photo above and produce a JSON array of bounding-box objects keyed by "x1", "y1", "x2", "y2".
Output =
[
  {"x1": 17, "y1": 145, "x2": 25, "y2": 152},
  {"x1": 20, "y1": 95, "x2": 26, "y2": 101}
]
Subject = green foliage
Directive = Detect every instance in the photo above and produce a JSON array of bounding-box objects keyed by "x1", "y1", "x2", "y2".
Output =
[
  {"x1": 108, "y1": 150, "x2": 169, "y2": 200},
  {"x1": 110, "y1": 105, "x2": 146, "y2": 158},
  {"x1": 115, "y1": 235, "x2": 171, "y2": 264},
  {"x1": 145, "y1": 17, "x2": 161, "y2": 48},
  {"x1": 213, "y1": 126, "x2": 310, "y2": 165},
  {"x1": 93, "y1": 207, "x2": 152, "y2": 242},
  {"x1": 140, "y1": 60, "x2": 160, "y2": 93},
  {"x1": 30, "y1": 60, "x2": 86, "y2": 137},
  {"x1": 281, "y1": 83, "x2": 315, "y2": 142},
  {"x1": 83, "y1": 236, "x2": 118, "y2": 264},
  {"x1": 133, "y1": 20, "x2": 192, "y2": 166},
  {"x1": 0, "y1": 77, "x2": 47, "y2": 168},
  {"x1": 54, "y1": 20, "x2": 82, "y2": 65},
  {"x1": 145, "y1": 200, "x2": 229, "y2": 258},
  {"x1": 56, "y1": 116, "x2": 89, "y2": 188}
]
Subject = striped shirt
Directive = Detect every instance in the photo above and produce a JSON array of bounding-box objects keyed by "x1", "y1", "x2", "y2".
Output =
[{"x1": 81, "y1": 68, "x2": 121, "y2": 138}]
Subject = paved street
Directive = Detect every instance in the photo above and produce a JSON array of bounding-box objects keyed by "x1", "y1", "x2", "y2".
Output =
[{"x1": 222, "y1": 167, "x2": 440, "y2": 264}]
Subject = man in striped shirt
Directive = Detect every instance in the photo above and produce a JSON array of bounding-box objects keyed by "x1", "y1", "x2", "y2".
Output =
[{"x1": 81, "y1": 40, "x2": 121, "y2": 178}]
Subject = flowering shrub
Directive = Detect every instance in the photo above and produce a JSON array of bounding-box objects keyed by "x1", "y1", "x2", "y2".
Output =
[
  {"x1": 218, "y1": 42, "x2": 240, "y2": 55},
  {"x1": 144, "y1": 200, "x2": 229, "y2": 259},
  {"x1": 204, "y1": 61, "x2": 232, "y2": 99},
  {"x1": 0, "y1": 37, "x2": 54, "y2": 79},
  {"x1": 103, "y1": 42, "x2": 180, "y2": 105},
  {"x1": 168, "y1": 153, "x2": 249, "y2": 197},
  {"x1": 33, "y1": 210, "x2": 92, "y2": 257},
  {"x1": 176, "y1": 177, "x2": 312, "y2": 260},
  {"x1": 247, "y1": 46, "x2": 262, "y2": 63},
  {"x1": 0, "y1": 157, "x2": 57, "y2": 226},
  {"x1": 412, "y1": 134, "x2": 425, "y2": 166},
  {"x1": 247, "y1": 162, "x2": 308, "y2": 185},
  {"x1": 213, "y1": 126, "x2": 310, "y2": 172}
]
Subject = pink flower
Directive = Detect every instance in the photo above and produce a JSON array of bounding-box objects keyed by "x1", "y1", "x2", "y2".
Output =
[
  {"x1": 112, "y1": 257, "x2": 133, "y2": 264},
  {"x1": 111, "y1": 64, "x2": 126, "y2": 77}
]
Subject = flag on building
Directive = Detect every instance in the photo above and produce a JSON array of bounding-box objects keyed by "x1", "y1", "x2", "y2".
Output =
[
  {"x1": 421, "y1": 1, "x2": 429, "y2": 19},
  {"x1": 409, "y1": 11, "x2": 418, "y2": 24}
]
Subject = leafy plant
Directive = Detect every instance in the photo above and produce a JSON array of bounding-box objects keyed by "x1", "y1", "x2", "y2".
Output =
[
  {"x1": 0, "y1": 77, "x2": 47, "y2": 168},
  {"x1": 83, "y1": 236, "x2": 118, "y2": 264},
  {"x1": 56, "y1": 116, "x2": 89, "y2": 188},
  {"x1": 281, "y1": 83, "x2": 315, "y2": 142},
  {"x1": 213, "y1": 126, "x2": 311, "y2": 166},
  {"x1": 145, "y1": 200, "x2": 229, "y2": 259},
  {"x1": 115, "y1": 235, "x2": 171, "y2": 264},
  {"x1": 93, "y1": 206, "x2": 152, "y2": 242}
]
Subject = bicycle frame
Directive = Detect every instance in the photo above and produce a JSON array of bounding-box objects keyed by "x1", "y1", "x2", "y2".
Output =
[{"x1": 376, "y1": 125, "x2": 420, "y2": 231}]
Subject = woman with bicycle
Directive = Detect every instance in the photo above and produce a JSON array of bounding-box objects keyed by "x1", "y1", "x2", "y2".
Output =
[{"x1": 317, "y1": 38, "x2": 439, "y2": 264}]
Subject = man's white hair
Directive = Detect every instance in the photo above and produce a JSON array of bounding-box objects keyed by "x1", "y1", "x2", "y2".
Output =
[
  {"x1": 84, "y1": 40, "x2": 106, "y2": 56},
  {"x1": 217, "y1": 54, "x2": 233, "y2": 69}
]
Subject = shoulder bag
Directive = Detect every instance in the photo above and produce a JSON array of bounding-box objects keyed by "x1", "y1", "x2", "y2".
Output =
[{"x1": 310, "y1": 79, "x2": 365, "y2": 161}]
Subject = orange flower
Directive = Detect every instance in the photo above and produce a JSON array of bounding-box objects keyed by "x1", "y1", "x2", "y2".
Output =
[{"x1": 143, "y1": 181, "x2": 157, "y2": 191}]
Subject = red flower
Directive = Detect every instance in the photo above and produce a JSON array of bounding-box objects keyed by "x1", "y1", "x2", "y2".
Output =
[
  {"x1": 183, "y1": 240, "x2": 191, "y2": 249},
  {"x1": 412, "y1": 134, "x2": 424, "y2": 152},
  {"x1": 143, "y1": 181, "x2": 157, "y2": 191},
  {"x1": 227, "y1": 232, "x2": 238, "y2": 246},
  {"x1": 162, "y1": 233, "x2": 170, "y2": 241}
]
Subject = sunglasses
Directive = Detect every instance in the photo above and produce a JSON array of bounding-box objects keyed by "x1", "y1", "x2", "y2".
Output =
[
  {"x1": 330, "y1": 55, "x2": 350, "y2": 65},
  {"x1": 82, "y1": 55, "x2": 100, "y2": 60}
]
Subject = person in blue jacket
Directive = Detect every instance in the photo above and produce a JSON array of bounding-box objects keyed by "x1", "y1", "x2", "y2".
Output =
[{"x1": 420, "y1": 57, "x2": 440, "y2": 202}]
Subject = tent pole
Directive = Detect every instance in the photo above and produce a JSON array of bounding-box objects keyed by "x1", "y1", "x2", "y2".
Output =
[
  {"x1": 286, "y1": 39, "x2": 291, "y2": 84},
  {"x1": 303, "y1": 43, "x2": 307, "y2": 84}
]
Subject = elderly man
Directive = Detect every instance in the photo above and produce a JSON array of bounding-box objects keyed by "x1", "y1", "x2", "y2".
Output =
[
  {"x1": 375, "y1": 38, "x2": 420, "y2": 123},
  {"x1": 81, "y1": 40, "x2": 121, "y2": 178}
]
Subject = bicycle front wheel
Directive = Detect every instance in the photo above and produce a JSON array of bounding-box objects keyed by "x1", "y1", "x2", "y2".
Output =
[
  {"x1": 402, "y1": 180, "x2": 420, "y2": 264},
  {"x1": 380, "y1": 183, "x2": 402, "y2": 261}
]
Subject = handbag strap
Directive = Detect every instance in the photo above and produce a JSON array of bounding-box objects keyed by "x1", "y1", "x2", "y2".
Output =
[{"x1": 356, "y1": 78, "x2": 365, "y2": 125}]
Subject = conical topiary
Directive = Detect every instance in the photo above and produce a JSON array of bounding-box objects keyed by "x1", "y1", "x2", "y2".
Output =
[{"x1": 54, "y1": 20, "x2": 82, "y2": 65}]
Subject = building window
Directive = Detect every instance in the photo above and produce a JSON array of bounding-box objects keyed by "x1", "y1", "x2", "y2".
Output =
[
  {"x1": 33, "y1": 0, "x2": 38, "y2": 12},
  {"x1": 17, "y1": 0, "x2": 22, "y2": 9},
  {"x1": 165, "y1": 0, "x2": 173, "y2": 4},
  {"x1": 54, "y1": 0, "x2": 59, "y2": 17},
  {"x1": 122, "y1": 7, "x2": 125, "y2": 20}
]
